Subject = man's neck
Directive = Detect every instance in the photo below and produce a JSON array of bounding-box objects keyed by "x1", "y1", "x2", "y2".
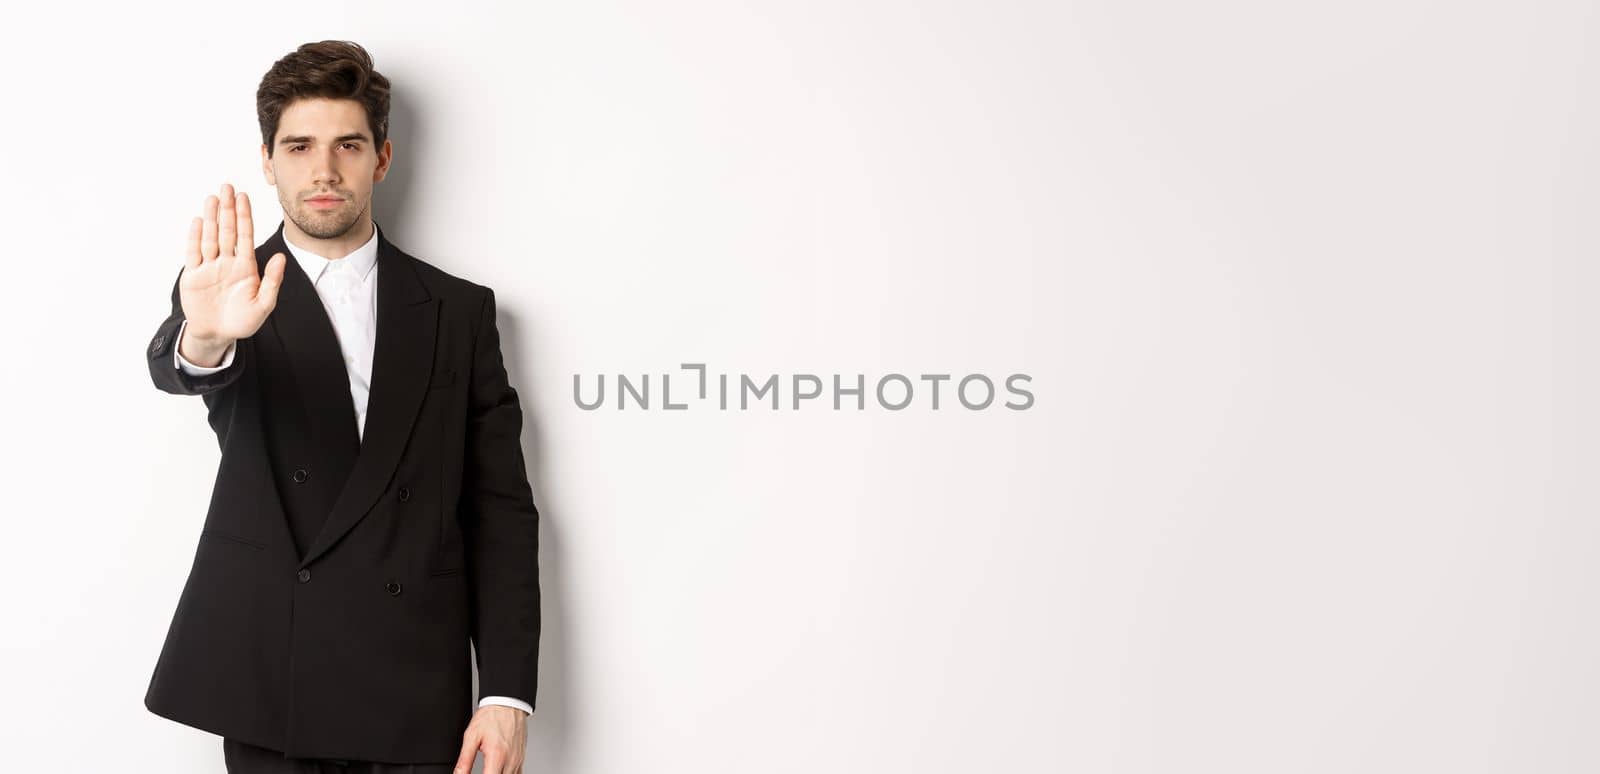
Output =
[{"x1": 282, "y1": 215, "x2": 375, "y2": 261}]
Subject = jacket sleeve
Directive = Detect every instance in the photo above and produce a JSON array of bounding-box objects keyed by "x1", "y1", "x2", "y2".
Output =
[
  {"x1": 146, "y1": 266, "x2": 248, "y2": 397},
  {"x1": 460, "y1": 286, "x2": 542, "y2": 712}
]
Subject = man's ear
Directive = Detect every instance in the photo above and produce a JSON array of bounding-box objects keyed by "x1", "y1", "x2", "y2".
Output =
[
  {"x1": 373, "y1": 139, "x2": 393, "y2": 184},
  {"x1": 261, "y1": 144, "x2": 276, "y2": 186}
]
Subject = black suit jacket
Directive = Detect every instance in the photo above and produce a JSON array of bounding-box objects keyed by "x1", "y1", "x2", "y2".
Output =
[{"x1": 142, "y1": 221, "x2": 541, "y2": 764}]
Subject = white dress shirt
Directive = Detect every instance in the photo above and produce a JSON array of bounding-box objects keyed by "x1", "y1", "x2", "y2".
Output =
[{"x1": 174, "y1": 226, "x2": 531, "y2": 717}]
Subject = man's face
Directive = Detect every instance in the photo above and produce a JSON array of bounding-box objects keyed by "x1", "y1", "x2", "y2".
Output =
[{"x1": 261, "y1": 97, "x2": 391, "y2": 240}]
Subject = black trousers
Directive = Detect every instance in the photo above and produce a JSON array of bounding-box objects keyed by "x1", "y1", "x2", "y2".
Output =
[{"x1": 222, "y1": 738, "x2": 458, "y2": 774}]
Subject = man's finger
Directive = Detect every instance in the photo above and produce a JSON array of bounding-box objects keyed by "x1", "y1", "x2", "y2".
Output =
[
  {"x1": 255, "y1": 253, "x2": 286, "y2": 312},
  {"x1": 482, "y1": 748, "x2": 505, "y2": 774},
  {"x1": 218, "y1": 183, "x2": 236, "y2": 257},
  {"x1": 236, "y1": 191, "x2": 255, "y2": 259},
  {"x1": 200, "y1": 195, "x2": 219, "y2": 262},
  {"x1": 452, "y1": 735, "x2": 478, "y2": 774},
  {"x1": 185, "y1": 217, "x2": 202, "y2": 269}
]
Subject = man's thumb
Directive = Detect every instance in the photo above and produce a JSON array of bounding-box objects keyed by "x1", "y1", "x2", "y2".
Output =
[{"x1": 256, "y1": 253, "x2": 287, "y2": 308}]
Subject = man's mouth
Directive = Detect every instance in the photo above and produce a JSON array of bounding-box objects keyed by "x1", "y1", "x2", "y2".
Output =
[{"x1": 307, "y1": 196, "x2": 344, "y2": 210}]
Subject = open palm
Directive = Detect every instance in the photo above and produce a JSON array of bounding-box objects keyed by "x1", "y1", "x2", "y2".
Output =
[{"x1": 180, "y1": 183, "x2": 288, "y2": 342}]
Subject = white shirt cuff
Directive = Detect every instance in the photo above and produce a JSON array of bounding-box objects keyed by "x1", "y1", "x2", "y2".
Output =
[{"x1": 478, "y1": 696, "x2": 532, "y2": 716}]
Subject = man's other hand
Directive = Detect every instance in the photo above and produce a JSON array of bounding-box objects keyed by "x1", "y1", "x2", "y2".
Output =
[{"x1": 454, "y1": 704, "x2": 528, "y2": 774}]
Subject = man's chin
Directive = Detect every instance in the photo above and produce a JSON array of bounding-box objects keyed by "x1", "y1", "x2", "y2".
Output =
[{"x1": 294, "y1": 210, "x2": 359, "y2": 239}]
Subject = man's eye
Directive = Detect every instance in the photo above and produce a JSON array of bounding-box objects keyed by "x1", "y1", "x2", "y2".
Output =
[
  {"x1": 342, "y1": 143, "x2": 358, "y2": 150},
  {"x1": 290, "y1": 145, "x2": 306, "y2": 152}
]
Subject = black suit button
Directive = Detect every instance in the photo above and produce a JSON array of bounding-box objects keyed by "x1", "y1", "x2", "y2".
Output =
[
  {"x1": 385, "y1": 581, "x2": 402, "y2": 595},
  {"x1": 298, "y1": 569, "x2": 311, "y2": 583},
  {"x1": 398, "y1": 487, "x2": 411, "y2": 502},
  {"x1": 292, "y1": 468, "x2": 309, "y2": 483}
]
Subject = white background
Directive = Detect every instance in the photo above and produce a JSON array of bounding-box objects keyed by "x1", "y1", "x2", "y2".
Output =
[{"x1": 0, "y1": 1, "x2": 1594, "y2": 771}]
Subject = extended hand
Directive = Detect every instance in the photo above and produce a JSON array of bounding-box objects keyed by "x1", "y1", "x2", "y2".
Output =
[
  {"x1": 454, "y1": 704, "x2": 528, "y2": 774},
  {"x1": 178, "y1": 183, "x2": 287, "y2": 347}
]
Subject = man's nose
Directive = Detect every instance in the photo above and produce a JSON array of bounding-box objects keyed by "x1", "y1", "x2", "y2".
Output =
[{"x1": 311, "y1": 148, "x2": 341, "y2": 186}]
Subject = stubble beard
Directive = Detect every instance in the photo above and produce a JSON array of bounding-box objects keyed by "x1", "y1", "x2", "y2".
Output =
[{"x1": 284, "y1": 194, "x2": 369, "y2": 240}]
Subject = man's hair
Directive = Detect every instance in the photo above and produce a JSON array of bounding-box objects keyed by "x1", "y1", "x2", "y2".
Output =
[{"x1": 257, "y1": 40, "x2": 390, "y2": 158}]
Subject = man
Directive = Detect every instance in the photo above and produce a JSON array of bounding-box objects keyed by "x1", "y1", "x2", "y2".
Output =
[{"x1": 142, "y1": 41, "x2": 539, "y2": 774}]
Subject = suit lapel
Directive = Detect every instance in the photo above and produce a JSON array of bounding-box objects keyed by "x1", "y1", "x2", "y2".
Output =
[
  {"x1": 262, "y1": 224, "x2": 363, "y2": 460},
  {"x1": 256, "y1": 221, "x2": 439, "y2": 570},
  {"x1": 299, "y1": 222, "x2": 438, "y2": 570}
]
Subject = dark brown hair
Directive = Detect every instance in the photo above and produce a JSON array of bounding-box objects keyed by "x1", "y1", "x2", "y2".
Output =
[{"x1": 257, "y1": 40, "x2": 390, "y2": 157}]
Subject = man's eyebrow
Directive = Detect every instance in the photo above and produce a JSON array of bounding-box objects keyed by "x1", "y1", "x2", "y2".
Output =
[{"x1": 277, "y1": 133, "x2": 372, "y2": 145}]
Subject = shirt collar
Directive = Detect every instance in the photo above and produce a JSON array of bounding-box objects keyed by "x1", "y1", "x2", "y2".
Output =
[{"x1": 282, "y1": 222, "x2": 380, "y2": 284}]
